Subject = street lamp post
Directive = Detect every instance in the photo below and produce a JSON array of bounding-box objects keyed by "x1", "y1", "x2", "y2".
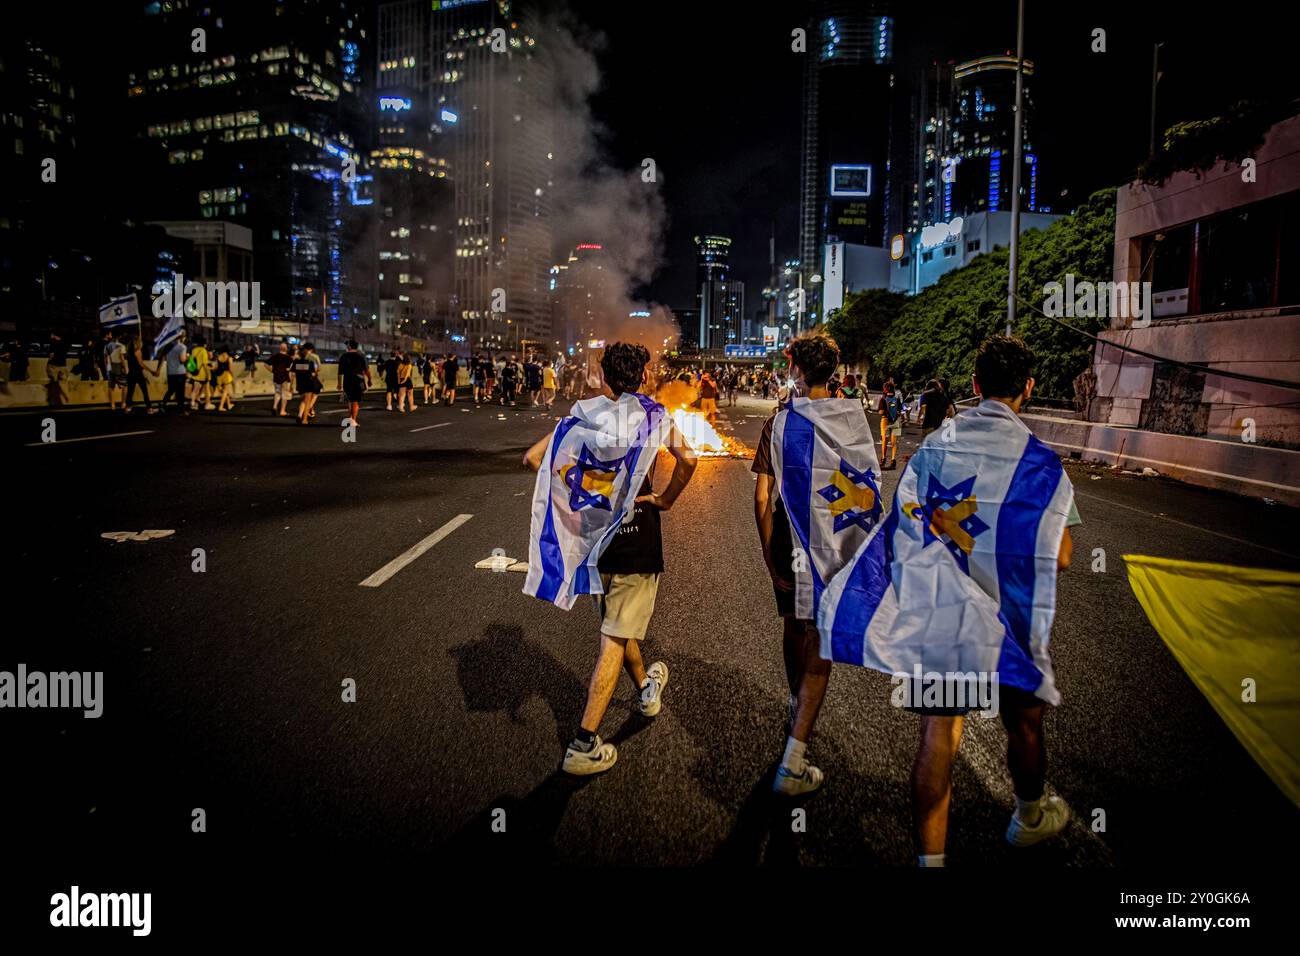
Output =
[{"x1": 1006, "y1": 0, "x2": 1026, "y2": 337}]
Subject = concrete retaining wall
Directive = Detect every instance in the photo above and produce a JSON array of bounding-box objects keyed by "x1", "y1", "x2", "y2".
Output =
[
  {"x1": 1024, "y1": 413, "x2": 1300, "y2": 507},
  {"x1": 0, "y1": 357, "x2": 470, "y2": 409}
]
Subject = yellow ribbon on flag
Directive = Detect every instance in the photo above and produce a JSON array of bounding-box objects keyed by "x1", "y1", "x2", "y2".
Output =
[{"x1": 1124, "y1": 554, "x2": 1300, "y2": 806}]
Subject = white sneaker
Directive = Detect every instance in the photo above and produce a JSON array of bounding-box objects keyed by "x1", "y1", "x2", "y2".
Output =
[
  {"x1": 1005, "y1": 795, "x2": 1070, "y2": 846},
  {"x1": 640, "y1": 662, "x2": 669, "y2": 717},
  {"x1": 562, "y1": 736, "x2": 617, "y2": 776},
  {"x1": 773, "y1": 761, "x2": 824, "y2": 797}
]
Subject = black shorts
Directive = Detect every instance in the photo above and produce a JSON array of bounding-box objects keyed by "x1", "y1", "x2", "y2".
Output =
[
  {"x1": 298, "y1": 378, "x2": 322, "y2": 394},
  {"x1": 902, "y1": 679, "x2": 1043, "y2": 717},
  {"x1": 344, "y1": 382, "x2": 366, "y2": 402}
]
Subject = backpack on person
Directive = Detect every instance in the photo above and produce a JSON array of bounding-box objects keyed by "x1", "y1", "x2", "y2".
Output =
[{"x1": 185, "y1": 352, "x2": 199, "y2": 375}]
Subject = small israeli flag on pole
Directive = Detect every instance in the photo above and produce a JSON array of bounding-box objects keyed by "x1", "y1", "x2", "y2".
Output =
[{"x1": 98, "y1": 293, "x2": 141, "y2": 329}]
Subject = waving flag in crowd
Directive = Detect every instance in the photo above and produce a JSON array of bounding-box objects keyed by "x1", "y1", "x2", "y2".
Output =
[
  {"x1": 98, "y1": 293, "x2": 140, "y2": 329},
  {"x1": 771, "y1": 396, "x2": 882, "y2": 623},
  {"x1": 524, "y1": 391, "x2": 670, "y2": 610},
  {"x1": 819, "y1": 401, "x2": 1074, "y2": 703},
  {"x1": 151, "y1": 310, "x2": 184, "y2": 360}
]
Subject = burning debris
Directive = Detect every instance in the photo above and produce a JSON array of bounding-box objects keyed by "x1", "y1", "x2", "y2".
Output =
[{"x1": 655, "y1": 380, "x2": 751, "y2": 458}]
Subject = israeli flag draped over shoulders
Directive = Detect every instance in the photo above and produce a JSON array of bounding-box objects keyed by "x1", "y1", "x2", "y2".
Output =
[
  {"x1": 524, "y1": 391, "x2": 670, "y2": 610},
  {"x1": 98, "y1": 294, "x2": 140, "y2": 329},
  {"x1": 771, "y1": 397, "x2": 882, "y2": 623},
  {"x1": 819, "y1": 399, "x2": 1073, "y2": 703}
]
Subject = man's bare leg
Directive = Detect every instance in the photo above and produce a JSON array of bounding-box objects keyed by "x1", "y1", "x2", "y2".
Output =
[
  {"x1": 912, "y1": 715, "x2": 964, "y2": 862},
  {"x1": 621, "y1": 637, "x2": 648, "y2": 689},
  {"x1": 579, "y1": 634, "x2": 628, "y2": 734},
  {"x1": 792, "y1": 624, "x2": 830, "y2": 742}
]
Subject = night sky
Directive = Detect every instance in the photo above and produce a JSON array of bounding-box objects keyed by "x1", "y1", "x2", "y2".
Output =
[{"x1": 572, "y1": 0, "x2": 1298, "y2": 312}]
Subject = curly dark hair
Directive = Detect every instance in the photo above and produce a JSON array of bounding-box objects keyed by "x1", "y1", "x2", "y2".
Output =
[
  {"x1": 786, "y1": 330, "x2": 840, "y2": 387},
  {"x1": 600, "y1": 341, "x2": 650, "y2": 395},
  {"x1": 974, "y1": 335, "x2": 1035, "y2": 398}
]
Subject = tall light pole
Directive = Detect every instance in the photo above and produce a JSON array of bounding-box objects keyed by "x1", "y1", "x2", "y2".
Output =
[
  {"x1": 1006, "y1": 0, "x2": 1026, "y2": 336},
  {"x1": 1148, "y1": 42, "x2": 1164, "y2": 158}
]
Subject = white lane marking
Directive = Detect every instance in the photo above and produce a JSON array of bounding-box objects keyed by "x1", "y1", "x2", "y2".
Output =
[
  {"x1": 1072, "y1": 489, "x2": 1299, "y2": 560},
  {"x1": 409, "y1": 423, "x2": 452, "y2": 433},
  {"x1": 358, "y1": 514, "x2": 474, "y2": 588},
  {"x1": 26, "y1": 430, "x2": 153, "y2": 447}
]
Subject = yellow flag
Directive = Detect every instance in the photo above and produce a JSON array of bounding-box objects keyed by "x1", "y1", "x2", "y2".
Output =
[{"x1": 1124, "y1": 554, "x2": 1300, "y2": 806}]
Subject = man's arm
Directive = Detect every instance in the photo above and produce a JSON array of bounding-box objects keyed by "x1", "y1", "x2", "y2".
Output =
[
  {"x1": 754, "y1": 473, "x2": 792, "y2": 591},
  {"x1": 1057, "y1": 527, "x2": 1073, "y2": 570},
  {"x1": 635, "y1": 421, "x2": 697, "y2": 511},
  {"x1": 523, "y1": 431, "x2": 551, "y2": 471}
]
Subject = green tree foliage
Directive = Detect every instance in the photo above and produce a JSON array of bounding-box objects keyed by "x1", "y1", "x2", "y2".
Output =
[
  {"x1": 866, "y1": 188, "x2": 1117, "y2": 400},
  {"x1": 824, "y1": 288, "x2": 904, "y2": 371}
]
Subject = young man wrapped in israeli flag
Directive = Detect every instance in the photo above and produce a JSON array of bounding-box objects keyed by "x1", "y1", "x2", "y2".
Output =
[
  {"x1": 755, "y1": 329, "x2": 882, "y2": 796},
  {"x1": 524, "y1": 386, "x2": 670, "y2": 610},
  {"x1": 820, "y1": 335, "x2": 1079, "y2": 866},
  {"x1": 523, "y1": 342, "x2": 698, "y2": 777}
]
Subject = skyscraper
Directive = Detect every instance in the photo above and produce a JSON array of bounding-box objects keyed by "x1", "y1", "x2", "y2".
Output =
[
  {"x1": 378, "y1": 0, "x2": 553, "y2": 354},
  {"x1": 550, "y1": 242, "x2": 613, "y2": 353},
  {"x1": 120, "y1": 0, "x2": 376, "y2": 329},
  {"x1": 694, "y1": 235, "x2": 744, "y2": 351},
  {"x1": 949, "y1": 54, "x2": 1042, "y2": 217},
  {"x1": 797, "y1": 1, "x2": 894, "y2": 329}
]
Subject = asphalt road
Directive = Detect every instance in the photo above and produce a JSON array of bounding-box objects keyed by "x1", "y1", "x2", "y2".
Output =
[{"x1": 3, "y1": 388, "x2": 1297, "y2": 871}]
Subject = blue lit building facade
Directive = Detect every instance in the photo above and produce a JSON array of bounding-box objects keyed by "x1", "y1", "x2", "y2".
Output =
[
  {"x1": 121, "y1": 0, "x2": 377, "y2": 330},
  {"x1": 797, "y1": 1, "x2": 895, "y2": 330}
]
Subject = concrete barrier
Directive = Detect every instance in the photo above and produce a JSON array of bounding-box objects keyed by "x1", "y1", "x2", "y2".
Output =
[
  {"x1": 1024, "y1": 413, "x2": 1300, "y2": 507},
  {"x1": 0, "y1": 358, "x2": 470, "y2": 409}
]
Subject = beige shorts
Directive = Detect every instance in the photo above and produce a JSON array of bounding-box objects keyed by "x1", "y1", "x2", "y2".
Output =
[{"x1": 596, "y1": 572, "x2": 660, "y2": 641}]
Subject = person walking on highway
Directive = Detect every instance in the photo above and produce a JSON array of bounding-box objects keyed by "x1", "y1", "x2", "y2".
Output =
[
  {"x1": 186, "y1": 336, "x2": 212, "y2": 411},
  {"x1": 899, "y1": 336, "x2": 1079, "y2": 866},
  {"x1": 264, "y1": 341, "x2": 292, "y2": 417},
  {"x1": 124, "y1": 335, "x2": 158, "y2": 414},
  {"x1": 442, "y1": 352, "x2": 459, "y2": 406},
  {"x1": 213, "y1": 345, "x2": 235, "y2": 412},
  {"x1": 753, "y1": 329, "x2": 880, "y2": 796},
  {"x1": 293, "y1": 342, "x2": 323, "y2": 424},
  {"x1": 524, "y1": 353, "x2": 543, "y2": 406},
  {"x1": 337, "y1": 339, "x2": 370, "y2": 427},
  {"x1": 523, "y1": 342, "x2": 698, "y2": 776},
  {"x1": 156, "y1": 332, "x2": 189, "y2": 415},
  {"x1": 46, "y1": 333, "x2": 70, "y2": 407},
  {"x1": 918, "y1": 379, "x2": 956, "y2": 439},
  {"x1": 499, "y1": 355, "x2": 519, "y2": 406},
  {"x1": 877, "y1": 379, "x2": 904, "y2": 469},
  {"x1": 104, "y1": 330, "x2": 129, "y2": 412},
  {"x1": 540, "y1": 360, "x2": 557, "y2": 409},
  {"x1": 396, "y1": 351, "x2": 414, "y2": 413},
  {"x1": 420, "y1": 354, "x2": 436, "y2": 406}
]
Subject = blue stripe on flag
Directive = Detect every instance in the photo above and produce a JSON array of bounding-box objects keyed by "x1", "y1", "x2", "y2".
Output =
[
  {"x1": 534, "y1": 416, "x2": 580, "y2": 604},
  {"x1": 994, "y1": 435, "x2": 1061, "y2": 690},
  {"x1": 828, "y1": 529, "x2": 891, "y2": 664},
  {"x1": 780, "y1": 407, "x2": 824, "y2": 609}
]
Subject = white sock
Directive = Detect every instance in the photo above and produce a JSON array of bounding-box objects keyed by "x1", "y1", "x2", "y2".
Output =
[
  {"x1": 918, "y1": 854, "x2": 946, "y2": 868},
  {"x1": 1015, "y1": 795, "x2": 1043, "y2": 825},
  {"x1": 781, "y1": 736, "x2": 807, "y2": 773}
]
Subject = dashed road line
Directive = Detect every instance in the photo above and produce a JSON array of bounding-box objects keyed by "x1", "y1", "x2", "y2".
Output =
[
  {"x1": 358, "y1": 514, "x2": 474, "y2": 587},
  {"x1": 26, "y1": 430, "x2": 153, "y2": 447},
  {"x1": 409, "y1": 423, "x2": 452, "y2": 433}
]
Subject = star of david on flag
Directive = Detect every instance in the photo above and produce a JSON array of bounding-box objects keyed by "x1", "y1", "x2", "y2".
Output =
[
  {"x1": 904, "y1": 473, "x2": 989, "y2": 574},
  {"x1": 817, "y1": 458, "x2": 881, "y2": 534},
  {"x1": 558, "y1": 445, "x2": 623, "y2": 512}
]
